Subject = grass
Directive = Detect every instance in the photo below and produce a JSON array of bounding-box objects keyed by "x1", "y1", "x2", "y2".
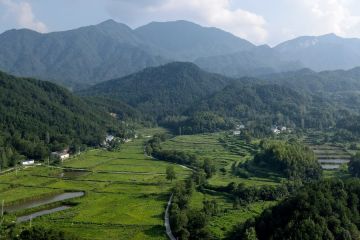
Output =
[
  {"x1": 160, "y1": 132, "x2": 280, "y2": 238},
  {"x1": 0, "y1": 130, "x2": 191, "y2": 240}
]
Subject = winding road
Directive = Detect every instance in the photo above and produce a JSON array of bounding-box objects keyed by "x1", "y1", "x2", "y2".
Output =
[{"x1": 165, "y1": 193, "x2": 176, "y2": 240}]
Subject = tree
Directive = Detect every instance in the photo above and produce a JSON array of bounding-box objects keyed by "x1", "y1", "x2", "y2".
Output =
[
  {"x1": 166, "y1": 166, "x2": 176, "y2": 182},
  {"x1": 244, "y1": 227, "x2": 258, "y2": 240},
  {"x1": 349, "y1": 152, "x2": 360, "y2": 177},
  {"x1": 203, "y1": 158, "x2": 216, "y2": 178}
]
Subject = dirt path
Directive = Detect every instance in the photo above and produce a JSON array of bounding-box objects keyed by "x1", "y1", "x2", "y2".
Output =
[{"x1": 165, "y1": 193, "x2": 176, "y2": 240}]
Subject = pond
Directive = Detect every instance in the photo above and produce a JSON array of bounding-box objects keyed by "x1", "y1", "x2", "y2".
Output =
[
  {"x1": 17, "y1": 206, "x2": 71, "y2": 223},
  {"x1": 4, "y1": 191, "x2": 84, "y2": 213},
  {"x1": 318, "y1": 159, "x2": 350, "y2": 164}
]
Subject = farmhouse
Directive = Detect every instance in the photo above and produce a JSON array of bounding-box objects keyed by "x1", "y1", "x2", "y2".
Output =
[
  {"x1": 22, "y1": 160, "x2": 35, "y2": 166},
  {"x1": 233, "y1": 130, "x2": 241, "y2": 136},
  {"x1": 271, "y1": 126, "x2": 289, "y2": 135},
  {"x1": 52, "y1": 151, "x2": 70, "y2": 161}
]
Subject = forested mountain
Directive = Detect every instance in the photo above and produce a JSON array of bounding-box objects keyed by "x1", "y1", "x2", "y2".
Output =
[
  {"x1": 265, "y1": 67, "x2": 360, "y2": 93},
  {"x1": 275, "y1": 33, "x2": 360, "y2": 71},
  {"x1": 3, "y1": 20, "x2": 360, "y2": 90},
  {"x1": 0, "y1": 20, "x2": 252, "y2": 89},
  {"x1": 134, "y1": 20, "x2": 255, "y2": 61},
  {"x1": 80, "y1": 63, "x2": 344, "y2": 134},
  {"x1": 79, "y1": 62, "x2": 231, "y2": 119},
  {"x1": 186, "y1": 82, "x2": 335, "y2": 129},
  {"x1": 195, "y1": 45, "x2": 303, "y2": 77},
  {"x1": 0, "y1": 20, "x2": 167, "y2": 89},
  {"x1": 0, "y1": 71, "x2": 123, "y2": 168},
  {"x1": 264, "y1": 67, "x2": 360, "y2": 114}
]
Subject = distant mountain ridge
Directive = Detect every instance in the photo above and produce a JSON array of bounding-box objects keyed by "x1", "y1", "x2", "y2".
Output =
[
  {"x1": 0, "y1": 20, "x2": 254, "y2": 89},
  {"x1": 275, "y1": 33, "x2": 360, "y2": 71},
  {"x1": 1, "y1": 19, "x2": 360, "y2": 88}
]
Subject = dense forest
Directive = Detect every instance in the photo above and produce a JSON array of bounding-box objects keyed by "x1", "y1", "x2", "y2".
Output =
[
  {"x1": 0, "y1": 71, "x2": 126, "y2": 169},
  {"x1": 81, "y1": 62, "x2": 355, "y2": 136},
  {"x1": 79, "y1": 62, "x2": 231, "y2": 119},
  {"x1": 231, "y1": 179, "x2": 360, "y2": 240},
  {"x1": 253, "y1": 141, "x2": 322, "y2": 181}
]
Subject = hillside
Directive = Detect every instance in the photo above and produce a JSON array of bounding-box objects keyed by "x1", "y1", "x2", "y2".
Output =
[
  {"x1": 0, "y1": 20, "x2": 252, "y2": 89},
  {"x1": 275, "y1": 33, "x2": 360, "y2": 71},
  {"x1": 134, "y1": 20, "x2": 255, "y2": 60},
  {"x1": 265, "y1": 67, "x2": 360, "y2": 93},
  {"x1": 79, "y1": 62, "x2": 232, "y2": 118},
  {"x1": 232, "y1": 179, "x2": 360, "y2": 240},
  {"x1": 0, "y1": 71, "x2": 121, "y2": 167},
  {"x1": 182, "y1": 81, "x2": 339, "y2": 133},
  {"x1": 0, "y1": 20, "x2": 167, "y2": 89},
  {"x1": 3, "y1": 20, "x2": 360, "y2": 89},
  {"x1": 195, "y1": 45, "x2": 302, "y2": 77}
]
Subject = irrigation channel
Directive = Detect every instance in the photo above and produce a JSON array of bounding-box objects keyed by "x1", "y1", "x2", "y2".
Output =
[{"x1": 4, "y1": 191, "x2": 84, "y2": 223}]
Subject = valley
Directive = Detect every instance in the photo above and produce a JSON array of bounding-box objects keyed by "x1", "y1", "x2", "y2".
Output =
[
  {"x1": 0, "y1": 130, "x2": 191, "y2": 239},
  {"x1": 1, "y1": 13, "x2": 360, "y2": 240}
]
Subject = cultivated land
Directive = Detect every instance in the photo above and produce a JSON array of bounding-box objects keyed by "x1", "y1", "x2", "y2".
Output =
[
  {"x1": 160, "y1": 132, "x2": 278, "y2": 238},
  {"x1": 303, "y1": 131, "x2": 352, "y2": 170},
  {"x1": 0, "y1": 131, "x2": 191, "y2": 240},
  {"x1": 2, "y1": 129, "x2": 349, "y2": 239}
]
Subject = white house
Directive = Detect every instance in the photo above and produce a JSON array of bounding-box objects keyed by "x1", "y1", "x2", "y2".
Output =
[
  {"x1": 105, "y1": 135, "x2": 115, "y2": 142},
  {"x1": 233, "y1": 130, "x2": 241, "y2": 136},
  {"x1": 22, "y1": 160, "x2": 35, "y2": 166},
  {"x1": 52, "y1": 151, "x2": 70, "y2": 161}
]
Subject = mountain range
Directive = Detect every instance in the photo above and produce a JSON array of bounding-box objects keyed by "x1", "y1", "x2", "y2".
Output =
[
  {"x1": 2, "y1": 20, "x2": 360, "y2": 89},
  {"x1": 79, "y1": 62, "x2": 345, "y2": 131}
]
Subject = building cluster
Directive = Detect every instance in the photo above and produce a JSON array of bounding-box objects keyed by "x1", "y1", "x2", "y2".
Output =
[
  {"x1": 271, "y1": 126, "x2": 289, "y2": 135},
  {"x1": 233, "y1": 124, "x2": 245, "y2": 136}
]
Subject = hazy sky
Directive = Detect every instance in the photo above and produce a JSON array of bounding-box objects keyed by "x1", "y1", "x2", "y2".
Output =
[{"x1": 1, "y1": 0, "x2": 360, "y2": 45}]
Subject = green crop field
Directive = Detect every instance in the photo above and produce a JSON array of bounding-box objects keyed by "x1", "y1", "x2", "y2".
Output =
[
  {"x1": 0, "y1": 130, "x2": 308, "y2": 239},
  {"x1": 0, "y1": 132, "x2": 191, "y2": 240},
  {"x1": 160, "y1": 132, "x2": 280, "y2": 238}
]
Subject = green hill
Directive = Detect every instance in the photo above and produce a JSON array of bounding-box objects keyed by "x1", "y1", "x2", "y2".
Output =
[
  {"x1": 0, "y1": 71, "x2": 123, "y2": 168},
  {"x1": 79, "y1": 62, "x2": 232, "y2": 119}
]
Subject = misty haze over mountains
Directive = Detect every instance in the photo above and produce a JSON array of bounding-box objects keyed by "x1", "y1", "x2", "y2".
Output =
[{"x1": 1, "y1": 19, "x2": 360, "y2": 89}]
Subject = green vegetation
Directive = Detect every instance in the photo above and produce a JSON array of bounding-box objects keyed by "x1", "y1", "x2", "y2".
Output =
[
  {"x1": 157, "y1": 132, "x2": 285, "y2": 238},
  {"x1": 253, "y1": 140, "x2": 322, "y2": 181},
  {"x1": 80, "y1": 62, "x2": 360, "y2": 138},
  {"x1": 15, "y1": 226, "x2": 79, "y2": 240},
  {"x1": 349, "y1": 152, "x2": 360, "y2": 177},
  {"x1": 0, "y1": 71, "x2": 129, "y2": 169},
  {"x1": 166, "y1": 166, "x2": 177, "y2": 182},
  {"x1": 0, "y1": 133, "x2": 191, "y2": 240},
  {"x1": 80, "y1": 62, "x2": 230, "y2": 120},
  {"x1": 232, "y1": 179, "x2": 360, "y2": 240}
]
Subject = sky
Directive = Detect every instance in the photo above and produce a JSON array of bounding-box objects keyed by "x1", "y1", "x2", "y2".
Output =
[{"x1": 1, "y1": 0, "x2": 360, "y2": 46}]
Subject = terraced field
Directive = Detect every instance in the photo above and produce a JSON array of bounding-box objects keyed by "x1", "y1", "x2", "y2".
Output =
[
  {"x1": 160, "y1": 132, "x2": 278, "y2": 238},
  {"x1": 304, "y1": 132, "x2": 351, "y2": 170},
  {"x1": 0, "y1": 132, "x2": 191, "y2": 240}
]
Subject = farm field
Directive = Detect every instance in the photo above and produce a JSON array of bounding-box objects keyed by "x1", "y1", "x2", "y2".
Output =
[
  {"x1": 303, "y1": 131, "x2": 352, "y2": 170},
  {"x1": 160, "y1": 132, "x2": 280, "y2": 238},
  {"x1": 0, "y1": 132, "x2": 191, "y2": 240}
]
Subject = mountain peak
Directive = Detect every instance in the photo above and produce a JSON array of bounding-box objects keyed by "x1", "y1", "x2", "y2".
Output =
[
  {"x1": 96, "y1": 19, "x2": 132, "y2": 30},
  {"x1": 98, "y1": 19, "x2": 118, "y2": 26}
]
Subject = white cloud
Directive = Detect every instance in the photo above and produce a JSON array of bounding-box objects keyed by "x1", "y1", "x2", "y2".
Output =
[
  {"x1": 107, "y1": 0, "x2": 268, "y2": 44},
  {"x1": 0, "y1": 0, "x2": 47, "y2": 32},
  {"x1": 299, "y1": 0, "x2": 360, "y2": 37}
]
